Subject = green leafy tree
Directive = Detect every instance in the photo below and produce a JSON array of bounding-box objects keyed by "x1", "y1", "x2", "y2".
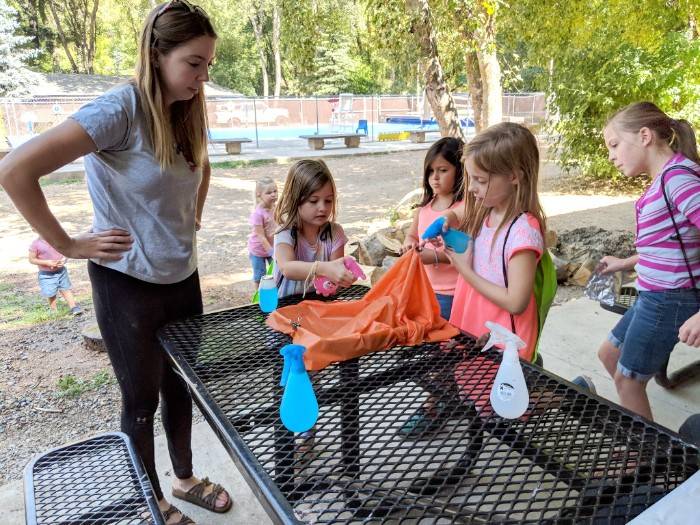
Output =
[
  {"x1": 0, "y1": 0, "x2": 38, "y2": 96},
  {"x1": 505, "y1": 0, "x2": 700, "y2": 177}
]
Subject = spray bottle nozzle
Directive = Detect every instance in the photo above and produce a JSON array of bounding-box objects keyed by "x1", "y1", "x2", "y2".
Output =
[
  {"x1": 482, "y1": 321, "x2": 526, "y2": 353},
  {"x1": 280, "y1": 344, "x2": 306, "y2": 387}
]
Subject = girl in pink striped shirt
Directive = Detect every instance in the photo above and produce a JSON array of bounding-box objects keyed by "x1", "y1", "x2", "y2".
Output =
[{"x1": 597, "y1": 102, "x2": 700, "y2": 421}]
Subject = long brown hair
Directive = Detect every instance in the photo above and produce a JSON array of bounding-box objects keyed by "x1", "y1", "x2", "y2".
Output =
[
  {"x1": 607, "y1": 102, "x2": 699, "y2": 164},
  {"x1": 275, "y1": 159, "x2": 338, "y2": 242},
  {"x1": 420, "y1": 137, "x2": 465, "y2": 207},
  {"x1": 136, "y1": 1, "x2": 217, "y2": 169},
  {"x1": 460, "y1": 122, "x2": 547, "y2": 239}
]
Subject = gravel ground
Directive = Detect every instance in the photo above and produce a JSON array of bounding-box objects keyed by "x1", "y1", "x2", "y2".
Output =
[{"x1": 0, "y1": 149, "x2": 633, "y2": 484}]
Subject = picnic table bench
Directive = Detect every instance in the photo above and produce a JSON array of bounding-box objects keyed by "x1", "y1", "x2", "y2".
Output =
[
  {"x1": 407, "y1": 129, "x2": 441, "y2": 143},
  {"x1": 24, "y1": 432, "x2": 163, "y2": 524},
  {"x1": 299, "y1": 133, "x2": 363, "y2": 150},
  {"x1": 208, "y1": 136, "x2": 252, "y2": 155}
]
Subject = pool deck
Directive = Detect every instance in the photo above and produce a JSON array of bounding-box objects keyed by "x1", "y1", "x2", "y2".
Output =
[{"x1": 48, "y1": 136, "x2": 442, "y2": 180}]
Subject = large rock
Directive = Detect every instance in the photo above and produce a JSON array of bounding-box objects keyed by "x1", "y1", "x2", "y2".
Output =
[
  {"x1": 370, "y1": 256, "x2": 399, "y2": 286},
  {"x1": 358, "y1": 228, "x2": 404, "y2": 266},
  {"x1": 82, "y1": 323, "x2": 106, "y2": 353},
  {"x1": 554, "y1": 227, "x2": 635, "y2": 263}
]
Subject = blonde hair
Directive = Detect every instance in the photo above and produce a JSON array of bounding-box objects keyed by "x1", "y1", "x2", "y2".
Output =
[
  {"x1": 135, "y1": 1, "x2": 216, "y2": 170},
  {"x1": 274, "y1": 159, "x2": 338, "y2": 242},
  {"x1": 607, "y1": 102, "x2": 699, "y2": 164},
  {"x1": 254, "y1": 176, "x2": 276, "y2": 206},
  {"x1": 460, "y1": 122, "x2": 547, "y2": 239}
]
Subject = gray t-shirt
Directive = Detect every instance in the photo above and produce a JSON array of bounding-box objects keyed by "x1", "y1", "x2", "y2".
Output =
[{"x1": 70, "y1": 83, "x2": 202, "y2": 284}]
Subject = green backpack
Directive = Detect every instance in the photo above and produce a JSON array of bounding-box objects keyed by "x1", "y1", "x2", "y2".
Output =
[{"x1": 502, "y1": 214, "x2": 558, "y2": 363}]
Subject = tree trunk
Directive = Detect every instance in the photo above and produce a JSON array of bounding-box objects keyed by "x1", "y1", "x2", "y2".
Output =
[
  {"x1": 250, "y1": 8, "x2": 269, "y2": 97},
  {"x1": 464, "y1": 51, "x2": 483, "y2": 131},
  {"x1": 456, "y1": 0, "x2": 503, "y2": 129},
  {"x1": 477, "y1": 46, "x2": 502, "y2": 126},
  {"x1": 272, "y1": 2, "x2": 282, "y2": 97},
  {"x1": 406, "y1": 0, "x2": 464, "y2": 140},
  {"x1": 474, "y1": 2, "x2": 502, "y2": 127},
  {"x1": 47, "y1": 0, "x2": 79, "y2": 73},
  {"x1": 86, "y1": 0, "x2": 99, "y2": 74}
]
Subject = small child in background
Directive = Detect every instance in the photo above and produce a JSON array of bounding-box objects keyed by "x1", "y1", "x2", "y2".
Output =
[
  {"x1": 401, "y1": 137, "x2": 465, "y2": 320},
  {"x1": 273, "y1": 159, "x2": 356, "y2": 298},
  {"x1": 248, "y1": 177, "x2": 278, "y2": 287},
  {"x1": 28, "y1": 233, "x2": 82, "y2": 315}
]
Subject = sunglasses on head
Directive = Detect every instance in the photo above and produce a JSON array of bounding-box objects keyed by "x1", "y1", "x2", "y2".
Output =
[{"x1": 155, "y1": 0, "x2": 208, "y2": 21}]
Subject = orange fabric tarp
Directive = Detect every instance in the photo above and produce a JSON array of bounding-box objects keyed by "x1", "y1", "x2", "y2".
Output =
[{"x1": 266, "y1": 250, "x2": 460, "y2": 370}]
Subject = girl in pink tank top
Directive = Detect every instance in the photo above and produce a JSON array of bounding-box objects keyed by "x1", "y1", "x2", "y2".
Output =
[{"x1": 401, "y1": 137, "x2": 465, "y2": 321}]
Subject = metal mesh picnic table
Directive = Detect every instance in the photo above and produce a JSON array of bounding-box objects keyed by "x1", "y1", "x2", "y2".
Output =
[
  {"x1": 24, "y1": 432, "x2": 163, "y2": 524},
  {"x1": 158, "y1": 285, "x2": 699, "y2": 524}
]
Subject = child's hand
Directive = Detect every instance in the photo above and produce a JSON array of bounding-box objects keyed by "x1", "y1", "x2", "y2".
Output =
[
  {"x1": 443, "y1": 241, "x2": 473, "y2": 275},
  {"x1": 323, "y1": 259, "x2": 357, "y2": 287},
  {"x1": 597, "y1": 256, "x2": 624, "y2": 275},
  {"x1": 400, "y1": 238, "x2": 418, "y2": 254}
]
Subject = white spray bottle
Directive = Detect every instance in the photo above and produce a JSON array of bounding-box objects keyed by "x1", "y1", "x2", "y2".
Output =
[{"x1": 483, "y1": 321, "x2": 529, "y2": 419}]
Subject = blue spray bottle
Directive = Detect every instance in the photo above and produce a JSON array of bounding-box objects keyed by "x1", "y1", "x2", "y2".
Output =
[
  {"x1": 279, "y1": 344, "x2": 319, "y2": 433},
  {"x1": 421, "y1": 216, "x2": 470, "y2": 253}
]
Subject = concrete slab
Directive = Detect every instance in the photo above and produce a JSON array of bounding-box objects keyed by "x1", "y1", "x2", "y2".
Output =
[{"x1": 539, "y1": 296, "x2": 700, "y2": 432}]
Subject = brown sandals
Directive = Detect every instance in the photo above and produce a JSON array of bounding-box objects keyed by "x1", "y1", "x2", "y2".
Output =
[
  {"x1": 172, "y1": 477, "x2": 233, "y2": 514},
  {"x1": 162, "y1": 504, "x2": 195, "y2": 525}
]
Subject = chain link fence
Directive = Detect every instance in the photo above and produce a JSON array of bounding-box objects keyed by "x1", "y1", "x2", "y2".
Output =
[{"x1": 1, "y1": 92, "x2": 546, "y2": 149}]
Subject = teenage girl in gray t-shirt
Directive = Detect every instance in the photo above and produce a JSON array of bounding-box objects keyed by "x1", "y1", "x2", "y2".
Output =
[{"x1": 0, "y1": 2, "x2": 230, "y2": 522}]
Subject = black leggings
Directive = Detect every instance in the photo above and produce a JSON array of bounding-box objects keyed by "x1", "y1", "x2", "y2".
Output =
[{"x1": 88, "y1": 261, "x2": 203, "y2": 500}]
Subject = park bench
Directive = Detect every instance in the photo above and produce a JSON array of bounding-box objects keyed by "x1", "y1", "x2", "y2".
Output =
[
  {"x1": 208, "y1": 136, "x2": 252, "y2": 155},
  {"x1": 24, "y1": 432, "x2": 164, "y2": 524},
  {"x1": 600, "y1": 285, "x2": 700, "y2": 389},
  {"x1": 299, "y1": 133, "x2": 363, "y2": 150},
  {"x1": 408, "y1": 129, "x2": 441, "y2": 143}
]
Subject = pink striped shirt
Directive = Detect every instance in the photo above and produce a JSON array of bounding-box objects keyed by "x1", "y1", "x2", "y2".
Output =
[{"x1": 635, "y1": 153, "x2": 700, "y2": 291}]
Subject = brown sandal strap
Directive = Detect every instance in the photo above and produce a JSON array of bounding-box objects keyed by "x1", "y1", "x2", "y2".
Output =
[
  {"x1": 188, "y1": 477, "x2": 226, "y2": 508},
  {"x1": 162, "y1": 504, "x2": 195, "y2": 525}
]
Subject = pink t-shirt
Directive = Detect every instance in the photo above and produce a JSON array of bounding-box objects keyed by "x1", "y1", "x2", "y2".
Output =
[
  {"x1": 418, "y1": 200, "x2": 463, "y2": 295},
  {"x1": 449, "y1": 213, "x2": 543, "y2": 362},
  {"x1": 247, "y1": 205, "x2": 277, "y2": 257},
  {"x1": 29, "y1": 238, "x2": 64, "y2": 272}
]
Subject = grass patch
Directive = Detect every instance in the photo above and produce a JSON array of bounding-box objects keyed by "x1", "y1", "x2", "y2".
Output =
[
  {"x1": 39, "y1": 175, "x2": 84, "y2": 187},
  {"x1": 211, "y1": 158, "x2": 277, "y2": 169},
  {"x1": 56, "y1": 370, "x2": 114, "y2": 398},
  {"x1": 0, "y1": 283, "x2": 92, "y2": 328}
]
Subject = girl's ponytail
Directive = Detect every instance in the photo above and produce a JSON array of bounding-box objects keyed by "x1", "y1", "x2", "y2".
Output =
[
  {"x1": 671, "y1": 119, "x2": 700, "y2": 164},
  {"x1": 609, "y1": 102, "x2": 699, "y2": 164}
]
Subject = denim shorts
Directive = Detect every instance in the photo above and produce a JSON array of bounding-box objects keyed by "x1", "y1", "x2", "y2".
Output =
[
  {"x1": 435, "y1": 293, "x2": 454, "y2": 321},
  {"x1": 608, "y1": 289, "x2": 700, "y2": 381},
  {"x1": 38, "y1": 267, "x2": 72, "y2": 297},
  {"x1": 250, "y1": 255, "x2": 272, "y2": 282}
]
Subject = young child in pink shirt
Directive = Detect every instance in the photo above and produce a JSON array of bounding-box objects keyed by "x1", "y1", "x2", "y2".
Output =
[
  {"x1": 401, "y1": 137, "x2": 465, "y2": 320},
  {"x1": 248, "y1": 177, "x2": 278, "y2": 286},
  {"x1": 28, "y1": 234, "x2": 82, "y2": 315}
]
